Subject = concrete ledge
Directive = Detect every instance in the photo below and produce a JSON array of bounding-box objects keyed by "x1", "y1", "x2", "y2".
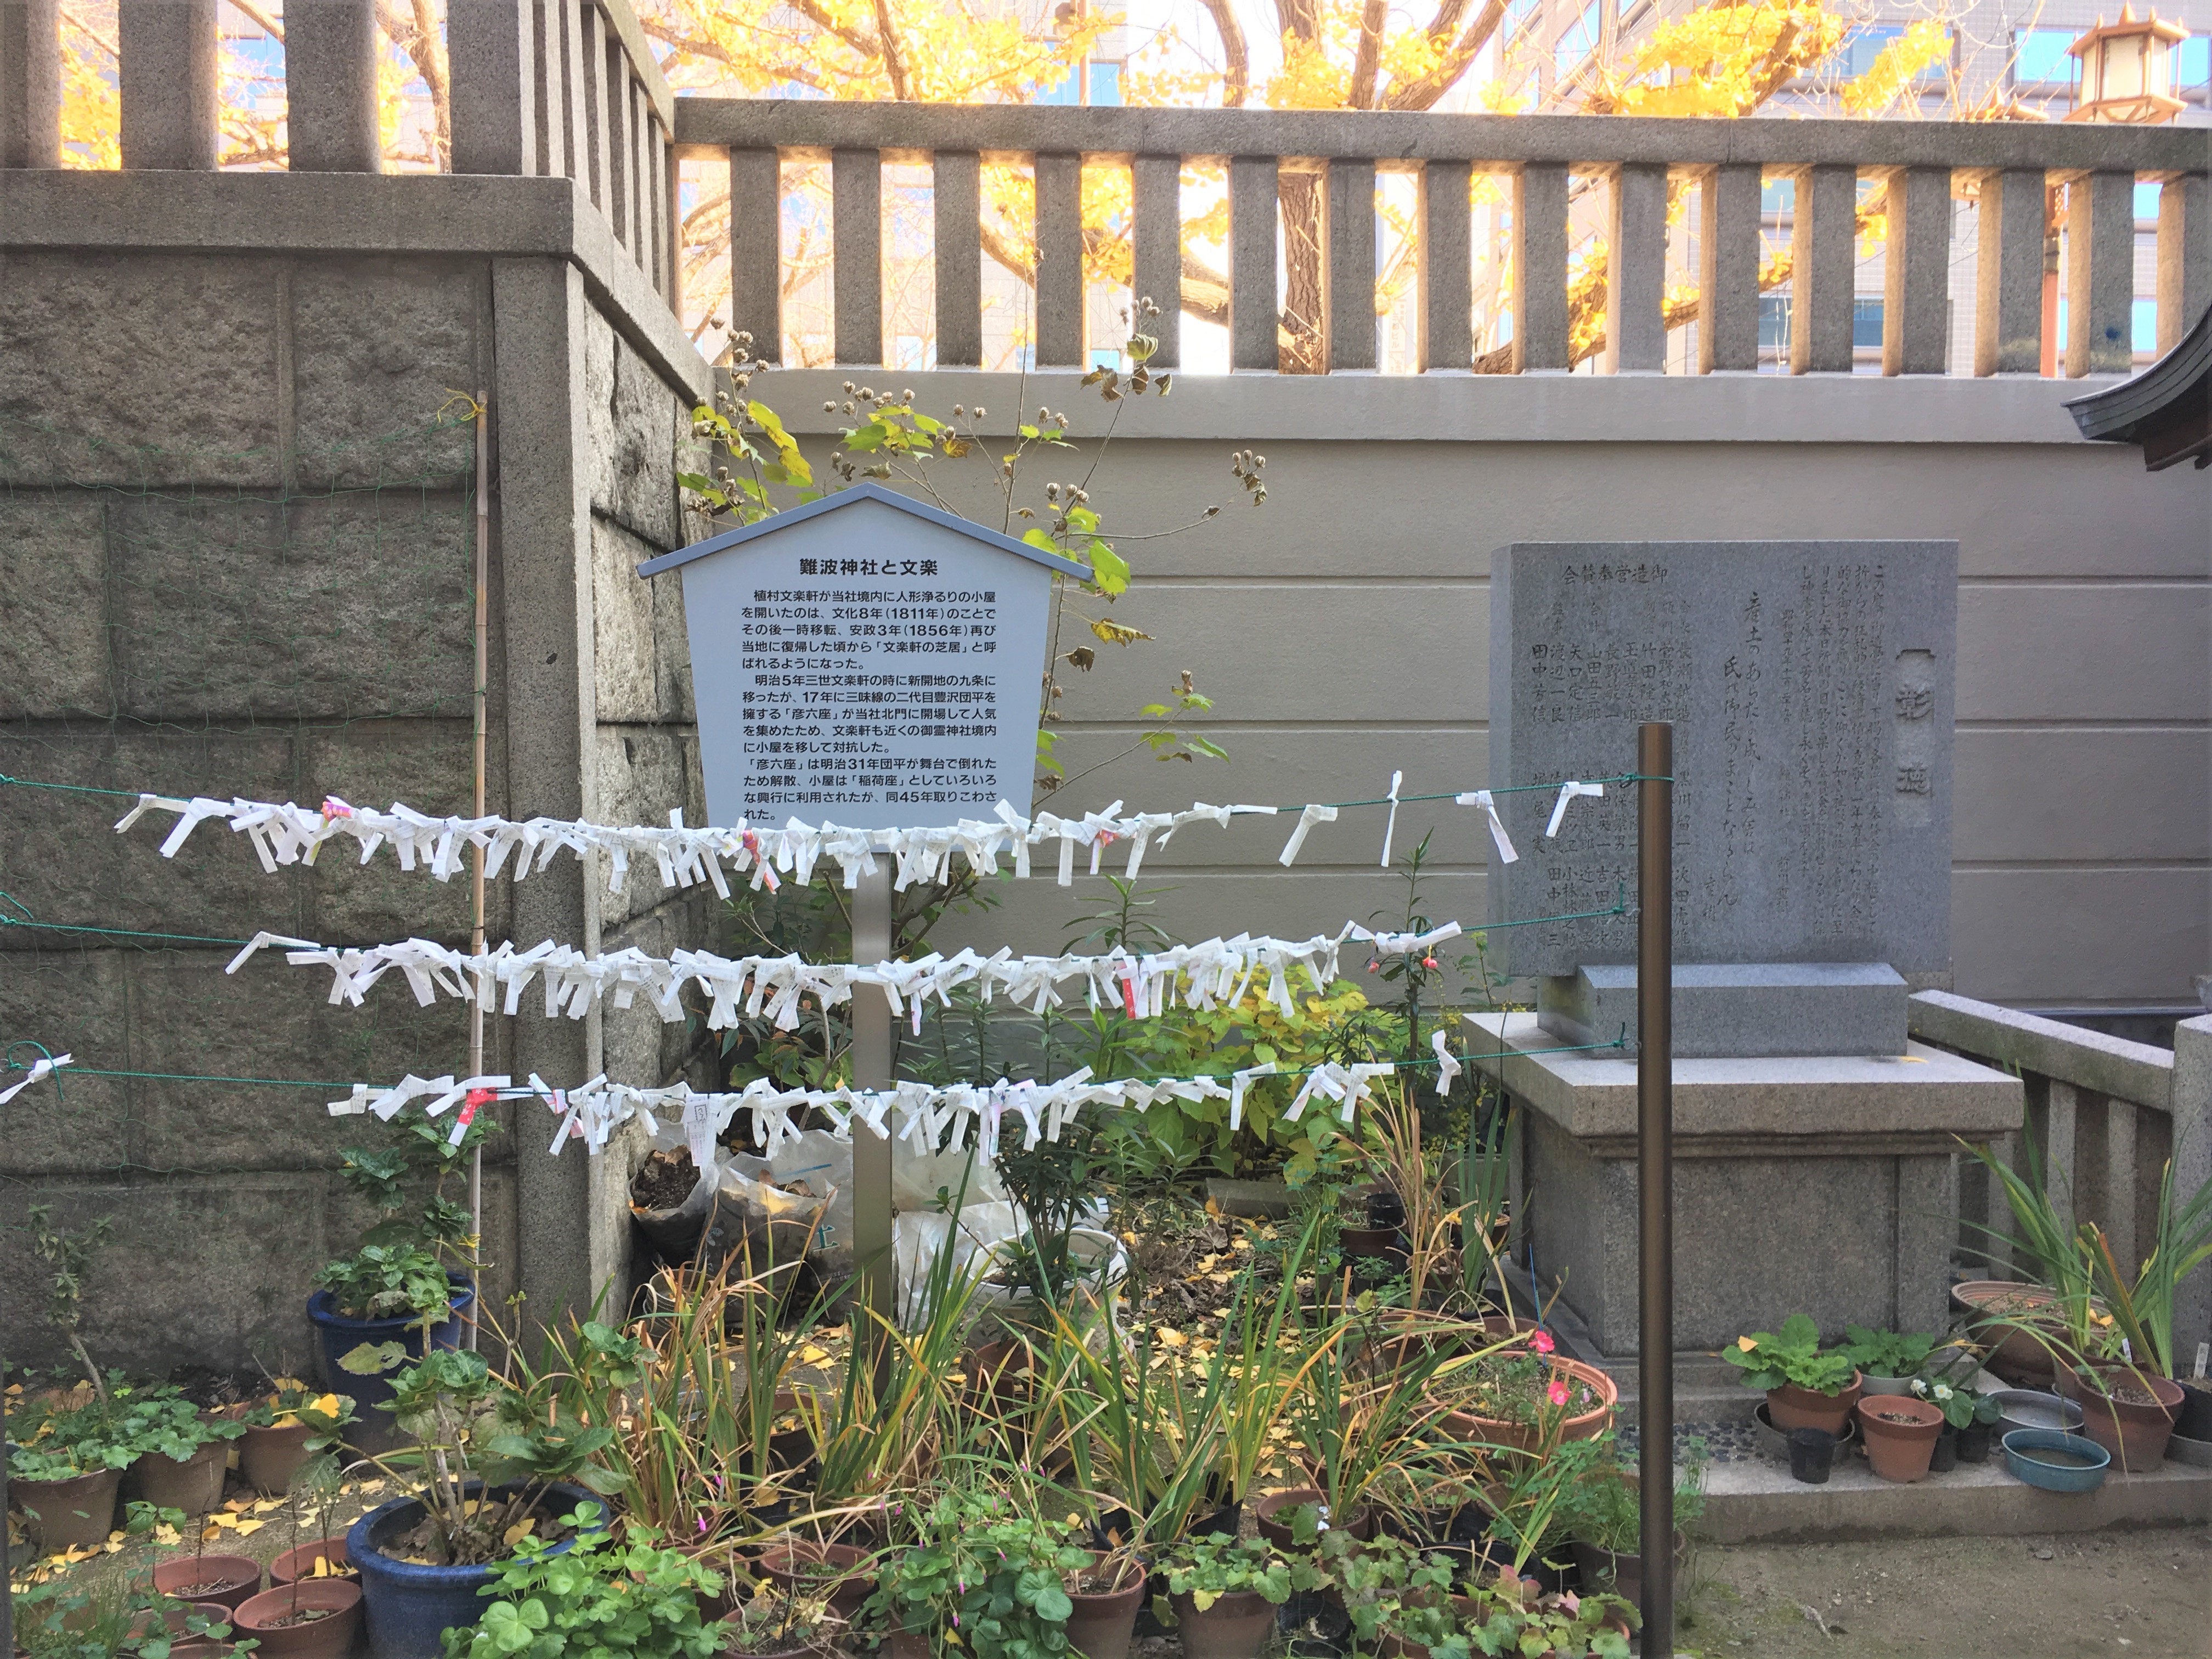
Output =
[
  {"x1": 755, "y1": 367, "x2": 2120, "y2": 447},
  {"x1": 1910, "y1": 989, "x2": 2175, "y2": 1110},
  {"x1": 0, "y1": 171, "x2": 712, "y2": 405},
  {"x1": 1702, "y1": 1453, "x2": 2212, "y2": 1544},
  {"x1": 1466, "y1": 1012, "x2": 2023, "y2": 1146}
]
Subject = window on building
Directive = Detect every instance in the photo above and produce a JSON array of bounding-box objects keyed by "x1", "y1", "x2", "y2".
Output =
[
  {"x1": 1556, "y1": 0, "x2": 1601, "y2": 76},
  {"x1": 1759, "y1": 295, "x2": 1792, "y2": 353},
  {"x1": 1852, "y1": 297, "x2": 1884, "y2": 350},
  {"x1": 2178, "y1": 35, "x2": 2210, "y2": 91},
  {"x1": 2135, "y1": 181, "x2": 2163, "y2": 221},
  {"x1": 2134, "y1": 298, "x2": 2158, "y2": 353},
  {"x1": 2013, "y1": 27, "x2": 2077, "y2": 83},
  {"x1": 1762, "y1": 177, "x2": 1796, "y2": 215},
  {"x1": 1088, "y1": 61, "x2": 1122, "y2": 104},
  {"x1": 1504, "y1": 0, "x2": 1543, "y2": 43}
]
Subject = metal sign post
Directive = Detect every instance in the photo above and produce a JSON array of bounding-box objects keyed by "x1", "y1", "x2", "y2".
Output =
[{"x1": 1637, "y1": 721, "x2": 1675, "y2": 1657}]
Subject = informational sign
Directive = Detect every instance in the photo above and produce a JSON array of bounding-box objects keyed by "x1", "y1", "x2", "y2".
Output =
[{"x1": 637, "y1": 484, "x2": 1090, "y2": 832}]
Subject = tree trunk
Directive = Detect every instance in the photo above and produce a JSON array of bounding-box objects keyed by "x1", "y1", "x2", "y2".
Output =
[{"x1": 1279, "y1": 171, "x2": 1327, "y2": 372}]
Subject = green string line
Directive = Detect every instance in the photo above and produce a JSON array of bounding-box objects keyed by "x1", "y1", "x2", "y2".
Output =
[{"x1": 0, "y1": 899, "x2": 253, "y2": 952}]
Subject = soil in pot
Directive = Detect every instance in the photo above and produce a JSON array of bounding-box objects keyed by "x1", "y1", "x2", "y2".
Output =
[
  {"x1": 2059, "y1": 1365, "x2": 2185, "y2": 1472},
  {"x1": 136, "y1": 1435, "x2": 230, "y2": 1518},
  {"x1": 1254, "y1": 1488, "x2": 1373, "y2": 1551},
  {"x1": 1064, "y1": 1559, "x2": 1146, "y2": 1659},
  {"x1": 13, "y1": 1466, "x2": 122, "y2": 1555},
  {"x1": 233, "y1": 1580, "x2": 363, "y2": 1659},
  {"x1": 1951, "y1": 1281, "x2": 2089, "y2": 1384},
  {"x1": 240, "y1": 1421, "x2": 315, "y2": 1498},
  {"x1": 1429, "y1": 1355, "x2": 1619, "y2": 1457},
  {"x1": 1858, "y1": 1397, "x2": 1945, "y2": 1482},
  {"x1": 1172, "y1": 1588, "x2": 1277, "y2": 1659},
  {"x1": 154, "y1": 1554, "x2": 264, "y2": 1612},
  {"x1": 1767, "y1": 1372, "x2": 1865, "y2": 1437}
]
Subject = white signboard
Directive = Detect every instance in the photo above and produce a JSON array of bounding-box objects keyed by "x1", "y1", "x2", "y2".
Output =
[{"x1": 637, "y1": 486, "x2": 1090, "y2": 832}]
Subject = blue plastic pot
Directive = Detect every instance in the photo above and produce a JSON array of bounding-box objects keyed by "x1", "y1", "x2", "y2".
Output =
[
  {"x1": 2002, "y1": 1428, "x2": 2111, "y2": 1494},
  {"x1": 347, "y1": 1481, "x2": 606, "y2": 1659},
  {"x1": 307, "y1": 1277, "x2": 474, "y2": 1454}
]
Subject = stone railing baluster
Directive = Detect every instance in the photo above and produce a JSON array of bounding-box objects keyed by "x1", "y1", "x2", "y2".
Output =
[
  {"x1": 729, "y1": 145, "x2": 781, "y2": 362},
  {"x1": 1511, "y1": 161, "x2": 1569, "y2": 373},
  {"x1": 0, "y1": 0, "x2": 61, "y2": 168},
  {"x1": 2067, "y1": 170, "x2": 2137, "y2": 376},
  {"x1": 1034, "y1": 151, "x2": 1085, "y2": 368},
  {"x1": 579, "y1": 1, "x2": 611, "y2": 208},
  {"x1": 1132, "y1": 153, "x2": 1183, "y2": 369},
  {"x1": 119, "y1": 0, "x2": 217, "y2": 171},
  {"x1": 833, "y1": 146, "x2": 884, "y2": 366},
  {"x1": 1417, "y1": 159, "x2": 1472, "y2": 373},
  {"x1": 2155, "y1": 174, "x2": 2206, "y2": 356},
  {"x1": 1326, "y1": 157, "x2": 1377, "y2": 373},
  {"x1": 1229, "y1": 153, "x2": 1279, "y2": 372},
  {"x1": 933, "y1": 150, "x2": 984, "y2": 368},
  {"x1": 1605, "y1": 161, "x2": 1668, "y2": 374},
  {"x1": 286, "y1": 0, "x2": 379, "y2": 173},
  {"x1": 450, "y1": 0, "x2": 538, "y2": 175},
  {"x1": 1882, "y1": 164, "x2": 1951, "y2": 375},
  {"x1": 1789, "y1": 163, "x2": 1857, "y2": 374},
  {"x1": 1974, "y1": 168, "x2": 2045, "y2": 376},
  {"x1": 1698, "y1": 161, "x2": 1760, "y2": 373}
]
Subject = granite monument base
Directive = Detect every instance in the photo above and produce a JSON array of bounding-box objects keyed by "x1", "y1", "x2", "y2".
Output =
[
  {"x1": 1467, "y1": 1013, "x2": 2023, "y2": 1356},
  {"x1": 1537, "y1": 962, "x2": 1909, "y2": 1058}
]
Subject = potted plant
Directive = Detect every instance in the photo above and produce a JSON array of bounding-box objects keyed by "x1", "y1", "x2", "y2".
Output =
[
  {"x1": 1061, "y1": 1550, "x2": 1147, "y2": 1659},
  {"x1": 239, "y1": 1386, "x2": 357, "y2": 1498},
  {"x1": 1458, "y1": 1568, "x2": 1638, "y2": 1659},
  {"x1": 345, "y1": 1344, "x2": 623, "y2": 1659},
  {"x1": 1159, "y1": 1534, "x2": 1315, "y2": 1659},
  {"x1": 1839, "y1": 1327, "x2": 1944, "y2": 1396},
  {"x1": 715, "y1": 1588, "x2": 842, "y2": 1659},
  {"x1": 116, "y1": 1391, "x2": 247, "y2": 1519},
  {"x1": 1725, "y1": 1315, "x2": 1862, "y2": 1435},
  {"x1": 1536, "y1": 1431, "x2": 1707, "y2": 1604},
  {"x1": 11, "y1": 1582, "x2": 251, "y2": 1659},
  {"x1": 438, "y1": 1522, "x2": 725, "y2": 1659},
  {"x1": 1855, "y1": 1393, "x2": 1946, "y2": 1482},
  {"x1": 1425, "y1": 1325, "x2": 1617, "y2": 1457},
  {"x1": 859, "y1": 1488, "x2": 1086, "y2": 1658},
  {"x1": 1910, "y1": 1376, "x2": 2003, "y2": 1467},
  {"x1": 7, "y1": 1403, "x2": 132, "y2": 1555},
  {"x1": 310, "y1": 1107, "x2": 495, "y2": 1453}
]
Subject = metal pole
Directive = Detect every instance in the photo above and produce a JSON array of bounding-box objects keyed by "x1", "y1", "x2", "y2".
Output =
[
  {"x1": 850, "y1": 866, "x2": 895, "y2": 1345},
  {"x1": 1637, "y1": 721, "x2": 1675, "y2": 1657},
  {"x1": 466, "y1": 389, "x2": 490, "y2": 1349}
]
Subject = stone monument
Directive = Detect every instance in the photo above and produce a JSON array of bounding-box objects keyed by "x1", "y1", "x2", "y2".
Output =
[{"x1": 1469, "y1": 542, "x2": 2022, "y2": 1360}]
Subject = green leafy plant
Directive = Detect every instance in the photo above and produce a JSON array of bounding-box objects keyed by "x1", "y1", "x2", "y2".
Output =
[
  {"x1": 1525, "y1": 1430, "x2": 1707, "y2": 1556},
  {"x1": 10, "y1": 1584, "x2": 248, "y2": 1659},
  {"x1": 2081, "y1": 1152, "x2": 2212, "y2": 1380},
  {"x1": 110, "y1": 1391, "x2": 245, "y2": 1466},
  {"x1": 862, "y1": 1488, "x2": 1086, "y2": 1658},
  {"x1": 1460, "y1": 1571, "x2": 1638, "y2": 1659},
  {"x1": 1910, "y1": 1376, "x2": 2002, "y2": 1431},
  {"x1": 1160, "y1": 1534, "x2": 1315, "y2": 1611},
  {"x1": 315, "y1": 1243, "x2": 454, "y2": 1323},
  {"x1": 24, "y1": 1205, "x2": 115, "y2": 1402},
  {"x1": 441, "y1": 1520, "x2": 722, "y2": 1659},
  {"x1": 1723, "y1": 1314, "x2": 1857, "y2": 1395},
  {"x1": 1839, "y1": 1326, "x2": 1942, "y2": 1380},
  {"x1": 239, "y1": 1385, "x2": 358, "y2": 1449},
  {"x1": 318, "y1": 1102, "x2": 498, "y2": 1327}
]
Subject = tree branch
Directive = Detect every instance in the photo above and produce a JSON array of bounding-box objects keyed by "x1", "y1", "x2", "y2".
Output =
[
  {"x1": 1350, "y1": 0, "x2": 1389, "y2": 107},
  {"x1": 871, "y1": 0, "x2": 916, "y2": 99},
  {"x1": 1384, "y1": 0, "x2": 1508, "y2": 109},
  {"x1": 1198, "y1": 0, "x2": 1249, "y2": 106}
]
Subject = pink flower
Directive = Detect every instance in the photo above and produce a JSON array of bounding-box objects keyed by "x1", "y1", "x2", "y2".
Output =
[
  {"x1": 1530, "y1": 1329, "x2": 1555, "y2": 1355},
  {"x1": 1421, "y1": 956, "x2": 1438, "y2": 970},
  {"x1": 1547, "y1": 1379, "x2": 1571, "y2": 1407}
]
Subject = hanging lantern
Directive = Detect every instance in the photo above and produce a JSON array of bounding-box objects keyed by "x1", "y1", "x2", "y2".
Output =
[{"x1": 2064, "y1": 5, "x2": 2190, "y2": 123}]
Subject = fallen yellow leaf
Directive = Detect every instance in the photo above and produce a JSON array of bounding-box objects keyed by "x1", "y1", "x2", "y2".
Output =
[
  {"x1": 102, "y1": 1539, "x2": 123, "y2": 1554},
  {"x1": 1156, "y1": 1329, "x2": 1188, "y2": 1347},
  {"x1": 153, "y1": 1526, "x2": 182, "y2": 1547},
  {"x1": 224, "y1": 1498, "x2": 252, "y2": 1514},
  {"x1": 503, "y1": 1518, "x2": 535, "y2": 1547},
  {"x1": 1737, "y1": 1336, "x2": 1758, "y2": 1352},
  {"x1": 252, "y1": 1499, "x2": 286, "y2": 1514},
  {"x1": 311, "y1": 1556, "x2": 332, "y2": 1578},
  {"x1": 202, "y1": 1524, "x2": 225, "y2": 1543},
  {"x1": 798, "y1": 1345, "x2": 831, "y2": 1364},
  {"x1": 207, "y1": 1513, "x2": 241, "y2": 1530},
  {"x1": 234, "y1": 1519, "x2": 266, "y2": 1536},
  {"x1": 312, "y1": 1393, "x2": 343, "y2": 1417}
]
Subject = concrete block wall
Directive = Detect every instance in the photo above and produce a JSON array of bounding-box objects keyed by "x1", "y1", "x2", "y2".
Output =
[{"x1": 0, "y1": 223, "x2": 709, "y2": 1377}]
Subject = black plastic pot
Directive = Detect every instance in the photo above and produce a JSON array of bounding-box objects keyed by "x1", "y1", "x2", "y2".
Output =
[
  {"x1": 1788, "y1": 1427, "x2": 1836, "y2": 1484},
  {"x1": 1928, "y1": 1424, "x2": 1959, "y2": 1473},
  {"x1": 1367, "y1": 1189, "x2": 1407, "y2": 1231},
  {"x1": 1955, "y1": 1422, "x2": 1994, "y2": 1464},
  {"x1": 2175, "y1": 1381, "x2": 2212, "y2": 1442},
  {"x1": 1187, "y1": 1498, "x2": 1242, "y2": 1541}
]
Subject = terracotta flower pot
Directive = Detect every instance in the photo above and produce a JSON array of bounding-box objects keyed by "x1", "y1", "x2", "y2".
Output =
[
  {"x1": 2058, "y1": 1363, "x2": 2185, "y2": 1472},
  {"x1": 1570, "y1": 1531, "x2": 1685, "y2": 1605},
  {"x1": 240, "y1": 1421, "x2": 316, "y2": 1497},
  {"x1": 153, "y1": 1553, "x2": 264, "y2": 1612},
  {"x1": 1252, "y1": 1487, "x2": 1373, "y2": 1551},
  {"x1": 166, "y1": 1602, "x2": 239, "y2": 1659},
  {"x1": 1767, "y1": 1372, "x2": 1864, "y2": 1437},
  {"x1": 13, "y1": 1466, "x2": 122, "y2": 1554},
  {"x1": 885, "y1": 1628, "x2": 932, "y2": 1659},
  {"x1": 272, "y1": 1537, "x2": 355, "y2": 1585},
  {"x1": 1430, "y1": 1356, "x2": 1618, "y2": 1454},
  {"x1": 232, "y1": 1579, "x2": 364, "y2": 1659},
  {"x1": 1064, "y1": 1559, "x2": 1146, "y2": 1659},
  {"x1": 1951, "y1": 1281, "x2": 2092, "y2": 1384},
  {"x1": 1171, "y1": 1588, "x2": 1277, "y2": 1659},
  {"x1": 1857, "y1": 1396, "x2": 1945, "y2": 1482},
  {"x1": 754, "y1": 1539, "x2": 870, "y2": 1618},
  {"x1": 136, "y1": 1435, "x2": 230, "y2": 1519}
]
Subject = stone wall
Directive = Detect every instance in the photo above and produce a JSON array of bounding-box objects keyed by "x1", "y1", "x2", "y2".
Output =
[{"x1": 0, "y1": 208, "x2": 711, "y2": 1377}]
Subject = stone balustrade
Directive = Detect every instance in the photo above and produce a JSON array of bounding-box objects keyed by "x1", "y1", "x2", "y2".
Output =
[
  {"x1": 1911, "y1": 991, "x2": 2212, "y2": 1363},
  {"x1": 0, "y1": 0, "x2": 679, "y2": 298},
  {"x1": 673, "y1": 99, "x2": 2210, "y2": 376}
]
